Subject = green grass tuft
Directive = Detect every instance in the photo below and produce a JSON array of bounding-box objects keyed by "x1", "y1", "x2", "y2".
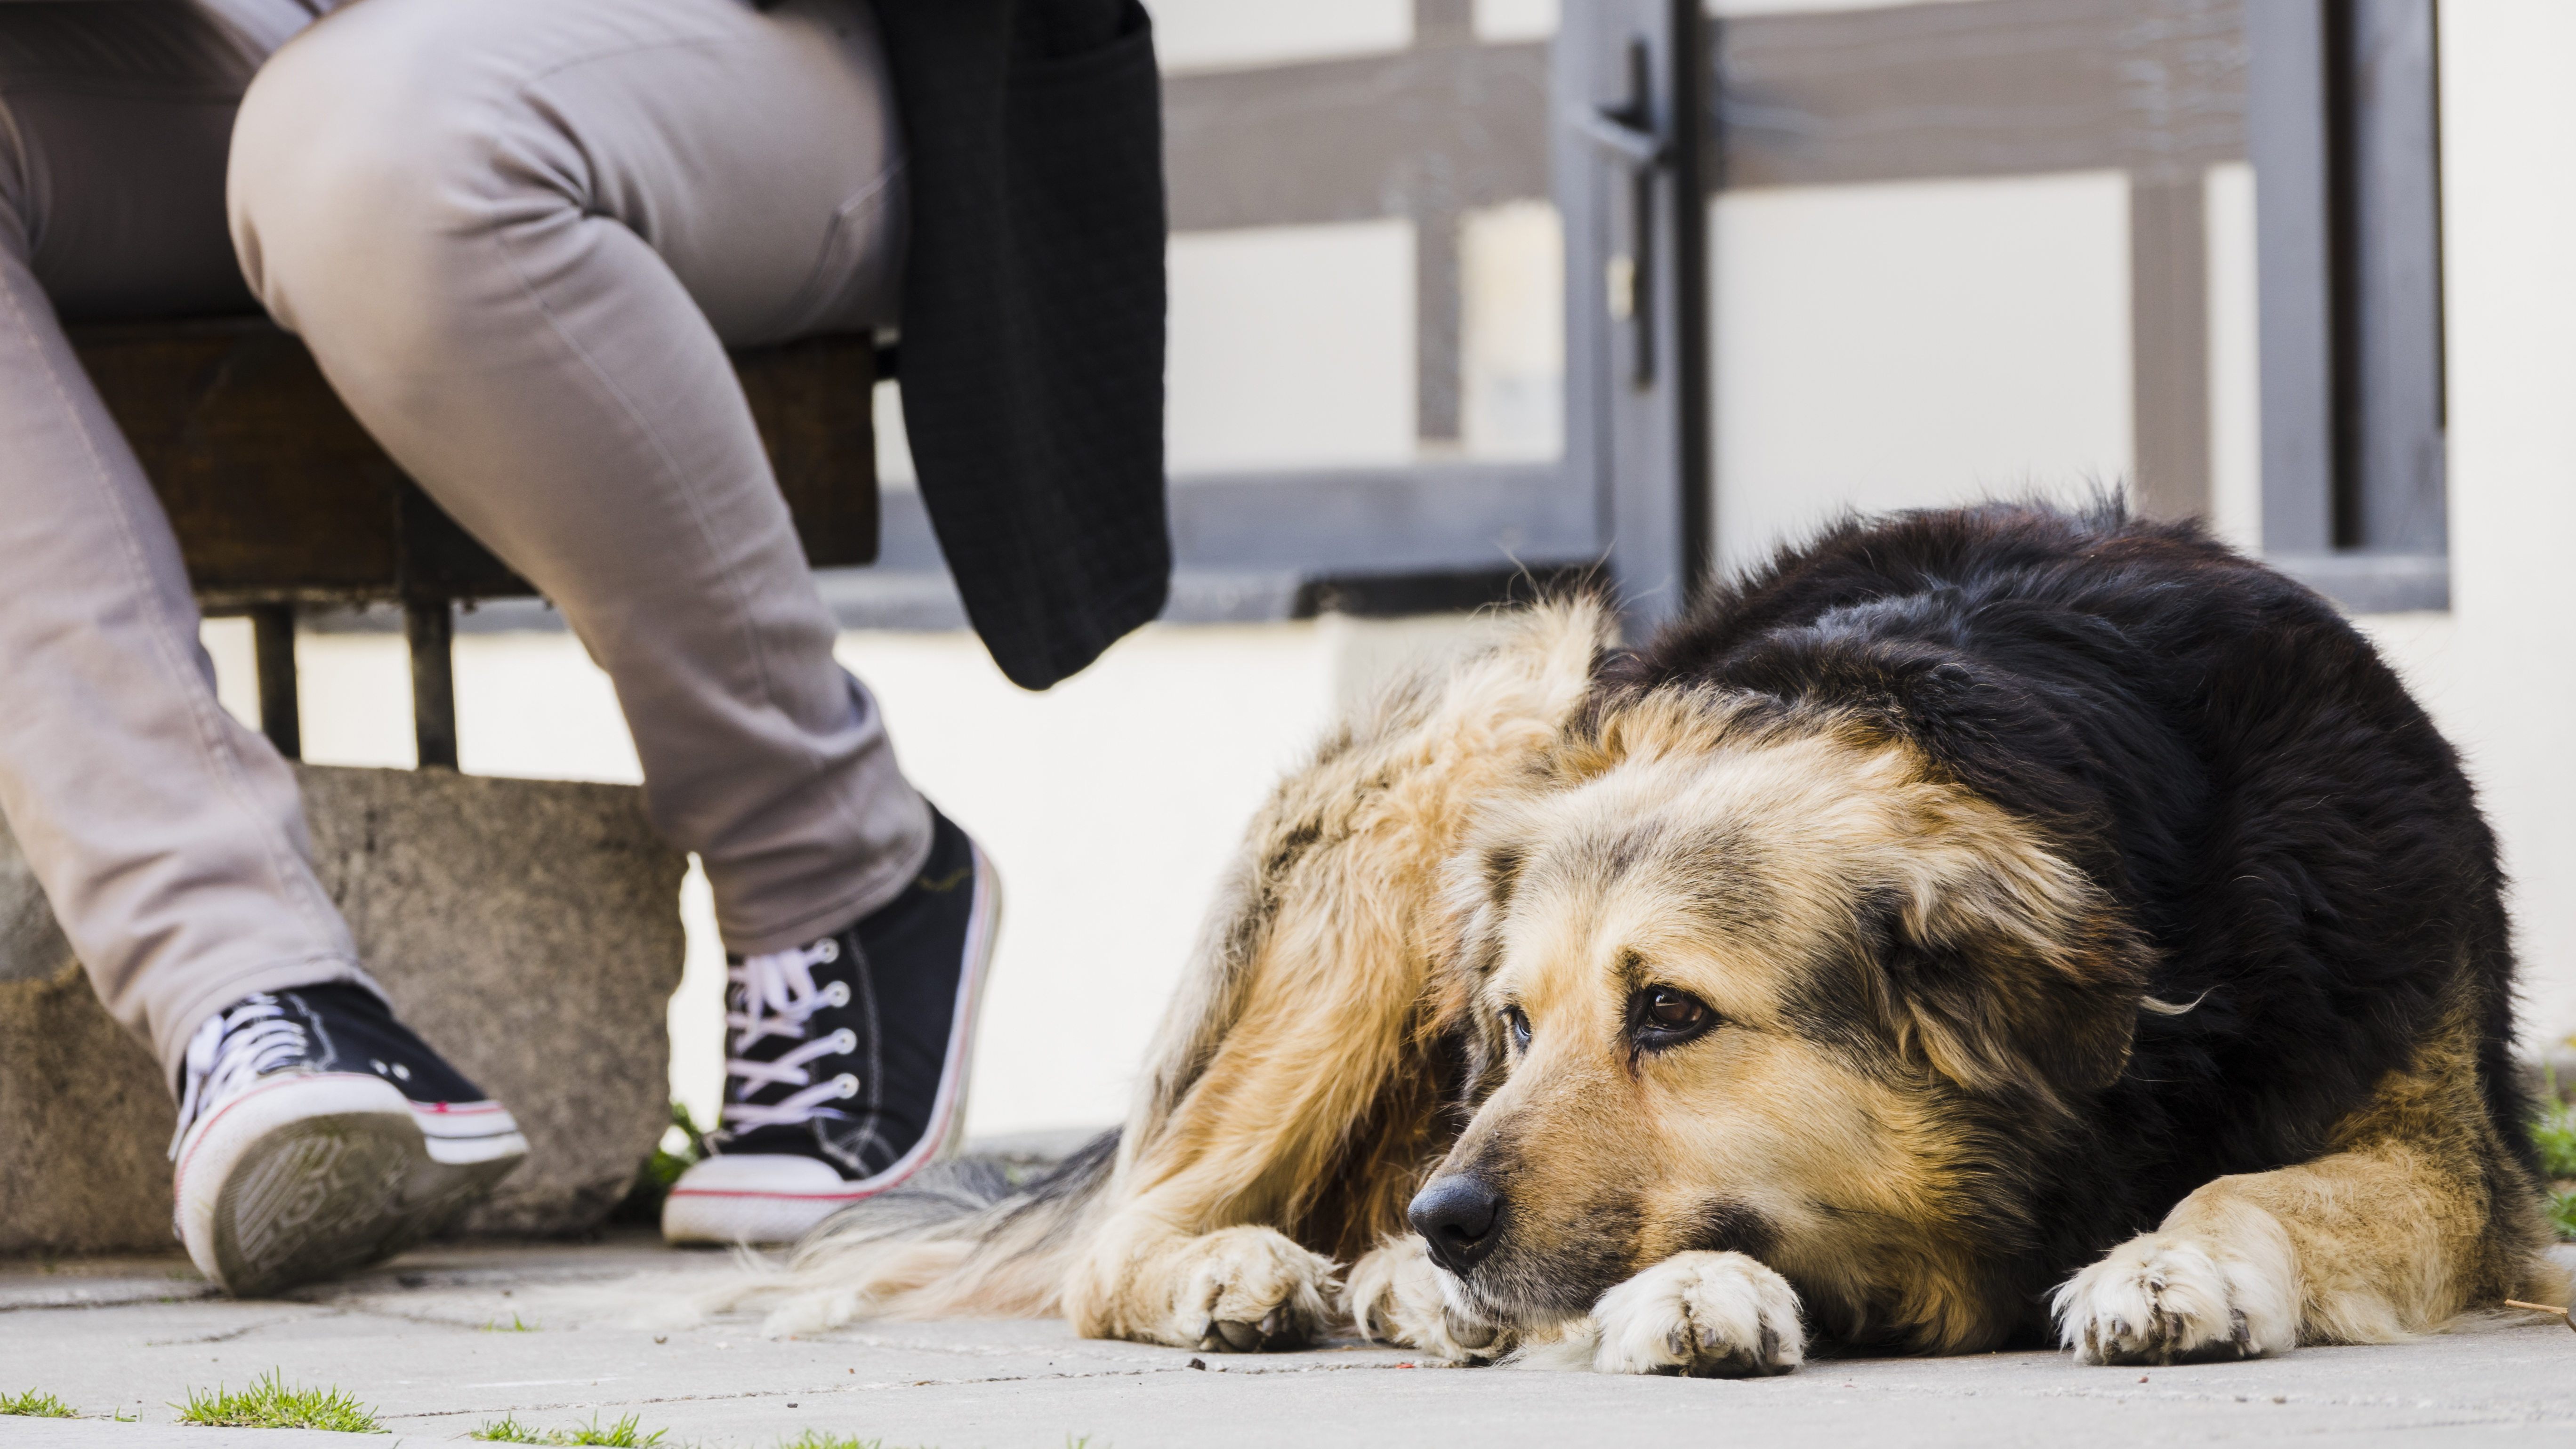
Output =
[
  {"x1": 174, "y1": 1371, "x2": 382, "y2": 1432},
  {"x1": 482, "y1": 1312, "x2": 542, "y2": 1332},
  {"x1": 776, "y1": 1434, "x2": 879, "y2": 1449},
  {"x1": 615, "y1": 1100, "x2": 712, "y2": 1224},
  {"x1": 2534, "y1": 1067, "x2": 2576, "y2": 1241},
  {"x1": 2534, "y1": 1107, "x2": 2576, "y2": 1181},
  {"x1": 471, "y1": 1412, "x2": 667, "y2": 1446},
  {"x1": 0, "y1": 1388, "x2": 77, "y2": 1418}
]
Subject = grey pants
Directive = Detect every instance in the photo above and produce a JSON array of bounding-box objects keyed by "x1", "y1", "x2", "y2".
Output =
[{"x1": 0, "y1": 0, "x2": 932, "y2": 1073}]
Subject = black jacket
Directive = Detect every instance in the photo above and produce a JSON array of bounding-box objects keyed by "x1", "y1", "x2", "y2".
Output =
[{"x1": 869, "y1": 0, "x2": 1171, "y2": 690}]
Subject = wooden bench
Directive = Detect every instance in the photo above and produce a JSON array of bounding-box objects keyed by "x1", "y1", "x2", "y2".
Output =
[{"x1": 68, "y1": 318, "x2": 880, "y2": 768}]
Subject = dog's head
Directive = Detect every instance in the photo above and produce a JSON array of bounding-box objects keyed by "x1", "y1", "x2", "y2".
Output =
[{"x1": 1412, "y1": 691, "x2": 2149, "y2": 1339}]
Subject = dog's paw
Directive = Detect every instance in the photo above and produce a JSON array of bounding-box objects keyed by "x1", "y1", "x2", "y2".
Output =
[
  {"x1": 2053, "y1": 1225, "x2": 2298, "y2": 1366},
  {"x1": 1343, "y1": 1235, "x2": 1504, "y2": 1362},
  {"x1": 1164, "y1": 1226, "x2": 1336, "y2": 1352},
  {"x1": 1588, "y1": 1251, "x2": 1803, "y2": 1377}
]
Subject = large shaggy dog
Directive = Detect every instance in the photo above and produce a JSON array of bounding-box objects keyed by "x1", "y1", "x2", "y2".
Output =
[{"x1": 743, "y1": 502, "x2": 2568, "y2": 1374}]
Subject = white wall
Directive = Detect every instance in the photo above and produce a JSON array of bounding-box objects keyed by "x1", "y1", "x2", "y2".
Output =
[
  {"x1": 2204, "y1": 161, "x2": 2263, "y2": 554},
  {"x1": 1167, "y1": 221, "x2": 1417, "y2": 474},
  {"x1": 1460, "y1": 200, "x2": 1567, "y2": 460},
  {"x1": 1709, "y1": 170, "x2": 2134, "y2": 572},
  {"x1": 2439, "y1": 0, "x2": 2576, "y2": 1059},
  {"x1": 1142, "y1": 0, "x2": 1408, "y2": 72}
]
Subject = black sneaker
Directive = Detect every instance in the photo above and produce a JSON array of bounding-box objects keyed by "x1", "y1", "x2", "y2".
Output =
[
  {"x1": 168, "y1": 983, "x2": 528, "y2": 1296},
  {"x1": 662, "y1": 806, "x2": 998, "y2": 1245}
]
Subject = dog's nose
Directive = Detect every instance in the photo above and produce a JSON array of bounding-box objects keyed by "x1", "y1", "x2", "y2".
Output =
[{"x1": 1409, "y1": 1174, "x2": 1503, "y2": 1275}]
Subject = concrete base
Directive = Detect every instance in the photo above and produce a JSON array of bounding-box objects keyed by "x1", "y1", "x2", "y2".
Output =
[{"x1": 0, "y1": 765, "x2": 686, "y2": 1253}]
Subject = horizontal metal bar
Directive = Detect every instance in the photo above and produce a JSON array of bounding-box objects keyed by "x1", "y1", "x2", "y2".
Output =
[
  {"x1": 311, "y1": 465, "x2": 1599, "y2": 635},
  {"x1": 2268, "y1": 552, "x2": 2450, "y2": 615}
]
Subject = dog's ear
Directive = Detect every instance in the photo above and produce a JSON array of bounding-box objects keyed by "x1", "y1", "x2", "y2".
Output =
[
  {"x1": 1426, "y1": 827, "x2": 1532, "y2": 1103},
  {"x1": 1869, "y1": 827, "x2": 2152, "y2": 1106}
]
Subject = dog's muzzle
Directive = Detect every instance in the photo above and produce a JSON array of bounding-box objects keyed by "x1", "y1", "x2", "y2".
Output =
[{"x1": 1409, "y1": 1173, "x2": 1503, "y2": 1275}]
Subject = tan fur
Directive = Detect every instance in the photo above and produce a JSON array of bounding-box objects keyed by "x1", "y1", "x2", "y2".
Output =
[{"x1": 741, "y1": 599, "x2": 2563, "y2": 1374}]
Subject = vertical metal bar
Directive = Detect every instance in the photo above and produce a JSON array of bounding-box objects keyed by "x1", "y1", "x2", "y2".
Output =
[
  {"x1": 1667, "y1": 0, "x2": 1713, "y2": 604},
  {"x1": 247, "y1": 603, "x2": 300, "y2": 762},
  {"x1": 405, "y1": 601, "x2": 458, "y2": 771},
  {"x1": 2248, "y1": 0, "x2": 2335, "y2": 556},
  {"x1": 1624, "y1": 38, "x2": 1659, "y2": 389},
  {"x1": 1557, "y1": 0, "x2": 1713, "y2": 637},
  {"x1": 2343, "y1": 0, "x2": 2446, "y2": 554}
]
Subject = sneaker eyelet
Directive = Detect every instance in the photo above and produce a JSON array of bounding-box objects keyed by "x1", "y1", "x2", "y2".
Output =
[
  {"x1": 813, "y1": 940, "x2": 840, "y2": 963},
  {"x1": 834, "y1": 1073, "x2": 860, "y2": 1099},
  {"x1": 822, "y1": 982, "x2": 852, "y2": 1007},
  {"x1": 831, "y1": 1028, "x2": 858, "y2": 1054}
]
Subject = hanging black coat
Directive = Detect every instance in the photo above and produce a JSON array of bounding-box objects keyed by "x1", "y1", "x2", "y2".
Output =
[{"x1": 866, "y1": 0, "x2": 1171, "y2": 690}]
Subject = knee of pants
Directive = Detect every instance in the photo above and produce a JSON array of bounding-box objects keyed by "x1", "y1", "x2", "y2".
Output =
[{"x1": 225, "y1": 3, "x2": 575, "y2": 352}]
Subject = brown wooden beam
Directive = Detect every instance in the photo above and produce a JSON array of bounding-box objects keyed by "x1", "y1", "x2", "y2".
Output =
[
  {"x1": 2130, "y1": 173, "x2": 2213, "y2": 521},
  {"x1": 1715, "y1": 0, "x2": 2246, "y2": 189}
]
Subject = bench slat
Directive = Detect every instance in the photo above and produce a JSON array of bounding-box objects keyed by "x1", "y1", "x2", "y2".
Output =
[{"x1": 67, "y1": 317, "x2": 879, "y2": 607}]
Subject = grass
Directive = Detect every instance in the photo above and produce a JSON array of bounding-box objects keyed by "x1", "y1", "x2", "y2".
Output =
[
  {"x1": 471, "y1": 1412, "x2": 667, "y2": 1445},
  {"x1": 2534, "y1": 1065, "x2": 2576, "y2": 1241},
  {"x1": 174, "y1": 1371, "x2": 382, "y2": 1432},
  {"x1": 0, "y1": 1388, "x2": 77, "y2": 1418},
  {"x1": 482, "y1": 1312, "x2": 542, "y2": 1332},
  {"x1": 614, "y1": 1100, "x2": 713, "y2": 1225}
]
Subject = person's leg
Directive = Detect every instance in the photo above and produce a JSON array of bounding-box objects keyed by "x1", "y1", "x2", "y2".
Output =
[
  {"x1": 230, "y1": 0, "x2": 931, "y2": 956},
  {"x1": 0, "y1": 0, "x2": 529, "y2": 1296},
  {"x1": 0, "y1": 0, "x2": 368, "y2": 1073},
  {"x1": 229, "y1": 0, "x2": 990, "y2": 1243}
]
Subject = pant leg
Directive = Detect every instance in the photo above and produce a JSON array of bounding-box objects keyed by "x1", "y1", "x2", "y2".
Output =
[
  {"x1": 228, "y1": 0, "x2": 931, "y2": 957},
  {"x1": 0, "y1": 0, "x2": 371, "y2": 1076}
]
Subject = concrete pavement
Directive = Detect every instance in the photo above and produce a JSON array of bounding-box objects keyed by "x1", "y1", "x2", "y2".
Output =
[{"x1": 5, "y1": 1234, "x2": 2572, "y2": 1448}]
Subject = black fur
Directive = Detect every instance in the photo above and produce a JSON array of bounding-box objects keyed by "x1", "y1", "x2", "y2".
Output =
[{"x1": 1600, "y1": 500, "x2": 2535, "y2": 1335}]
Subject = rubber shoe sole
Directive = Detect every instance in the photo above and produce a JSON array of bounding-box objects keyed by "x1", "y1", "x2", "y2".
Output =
[
  {"x1": 663, "y1": 840, "x2": 1000, "y2": 1246},
  {"x1": 174, "y1": 1072, "x2": 528, "y2": 1297}
]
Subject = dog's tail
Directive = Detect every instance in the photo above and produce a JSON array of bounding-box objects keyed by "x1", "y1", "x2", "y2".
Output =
[{"x1": 734, "y1": 1130, "x2": 1120, "y2": 1338}]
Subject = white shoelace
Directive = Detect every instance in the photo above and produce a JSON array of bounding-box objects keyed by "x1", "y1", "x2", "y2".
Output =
[
  {"x1": 167, "y1": 995, "x2": 309, "y2": 1159},
  {"x1": 720, "y1": 940, "x2": 865, "y2": 1133}
]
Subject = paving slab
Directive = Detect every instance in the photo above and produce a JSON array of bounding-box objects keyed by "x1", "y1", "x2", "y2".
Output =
[{"x1": 4, "y1": 1236, "x2": 2571, "y2": 1448}]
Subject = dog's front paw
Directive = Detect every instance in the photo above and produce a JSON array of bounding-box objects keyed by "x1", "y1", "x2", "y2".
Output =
[
  {"x1": 1165, "y1": 1226, "x2": 1336, "y2": 1353},
  {"x1": 1589, "y1": 1251, "x2": 1803, "y2": 1377},
  {"x1": 1343, "y1": 1235, "x2": 1504, "y2": 1362},
  {"x1": 2054, "y1": 1224, "x2": 2298, "y2": 1366}
]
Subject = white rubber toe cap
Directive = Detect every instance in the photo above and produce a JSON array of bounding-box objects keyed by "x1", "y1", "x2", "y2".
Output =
[{"x1": 661, "y1": 1154, "x2": 872, "y2": 1246}]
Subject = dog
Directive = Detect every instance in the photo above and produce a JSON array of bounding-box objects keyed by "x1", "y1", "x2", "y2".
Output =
[{"x1": 734, "y1": 500, "x2": 2568, "y2": 1375}]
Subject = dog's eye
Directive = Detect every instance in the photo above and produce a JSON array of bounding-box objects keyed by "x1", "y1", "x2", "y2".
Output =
[
  {"x1": 1503, "y1": 1006, "x2": 1531, "y2": 1050},
  {"x1": 1645, "y1": 990, "x2": 1703, "y2": 1027},
  {"x1": 1633, "y1": 986, "x2": 1715, "y2": 1045}
]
